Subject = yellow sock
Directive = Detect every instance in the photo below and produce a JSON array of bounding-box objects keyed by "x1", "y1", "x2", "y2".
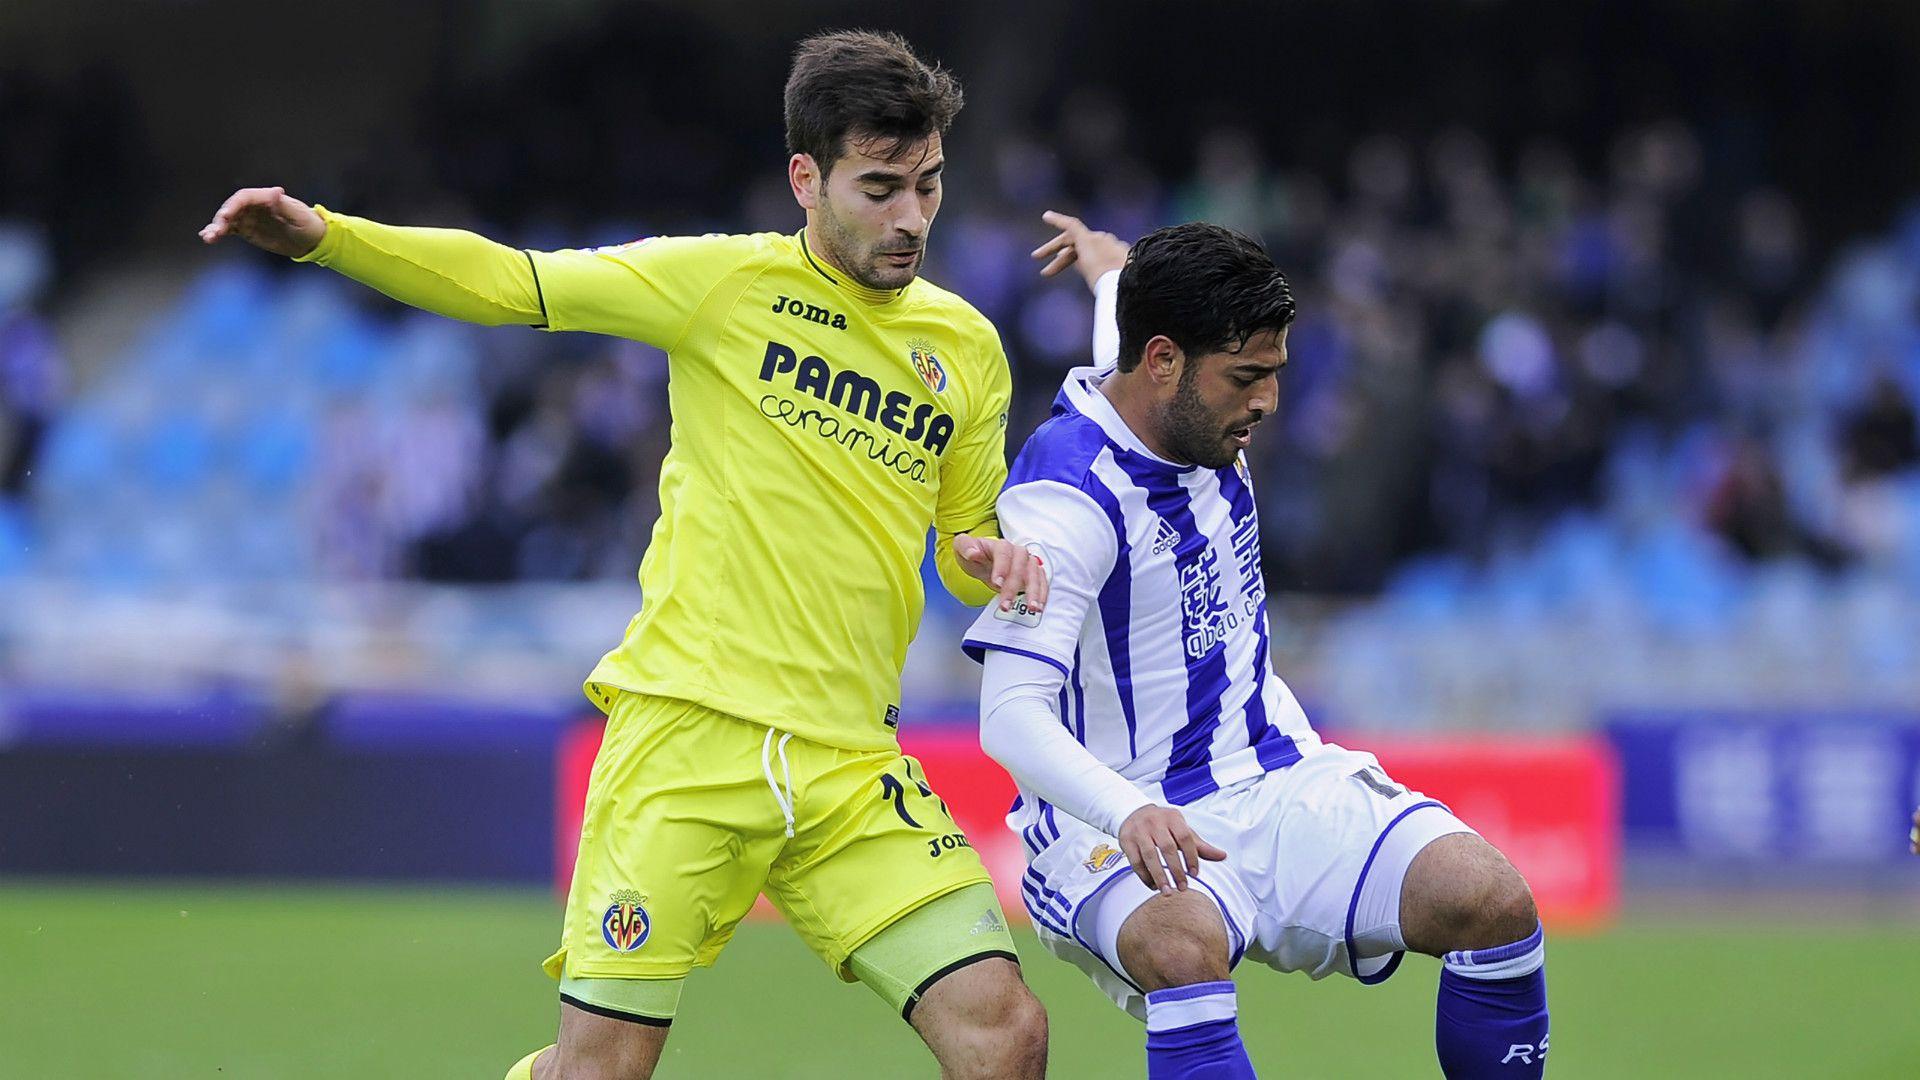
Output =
[{"x1": 504, "y1": 1045, "x2": 551, "y2": 1080}]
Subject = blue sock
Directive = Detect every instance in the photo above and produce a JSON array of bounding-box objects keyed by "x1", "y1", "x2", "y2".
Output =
[
  {"x1": 1144, "y1": 980, "x2": 1256, "y2": 1079},
  {"x1": 1435, "y1": 923, "x2": 1550, "y2": 1078}
]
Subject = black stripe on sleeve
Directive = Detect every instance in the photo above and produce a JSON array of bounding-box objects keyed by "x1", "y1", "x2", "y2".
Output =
[
  {"x1": 559, "y1": 992, "x2": 673, "y2": 1027},
  {"x1": 900, "y1": 950, "x2": 1020, "y2": 1024},
  {"x1": 524, "y1": 250, "x2": 549, "y2": 328}
]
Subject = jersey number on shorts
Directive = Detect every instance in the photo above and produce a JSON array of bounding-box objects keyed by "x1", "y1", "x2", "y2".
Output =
[
  {"x1": 878, "y1": 761, "x2": 950, "y2": 829},
  {"x1": 1352, "y1": 766, "x2": 1405, "y2": 800}
]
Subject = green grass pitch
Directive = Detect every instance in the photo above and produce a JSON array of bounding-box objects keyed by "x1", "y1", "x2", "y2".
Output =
[{"x1": 4, "y1": 883, "x2": 1917, "y2": 1078}]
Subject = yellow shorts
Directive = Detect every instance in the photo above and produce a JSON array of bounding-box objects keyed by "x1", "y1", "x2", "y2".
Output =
[{"x1": 545, "y1": 692, "x2": 994, "y2": 982}]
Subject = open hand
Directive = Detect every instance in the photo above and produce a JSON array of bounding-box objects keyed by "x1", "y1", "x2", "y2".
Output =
[
  {"x1": 1031, "y1": 210, "x2": 1130, "y2": 291},
  {"x1": 953, "y1": 534, "x2": 1049, "y2": 614},
  {"x1": 199, "y1": 186, "x2": 326, "y2": 258},
  {"x1": 1118, "y1": 804, "x2": 1227, "y2": 894}
]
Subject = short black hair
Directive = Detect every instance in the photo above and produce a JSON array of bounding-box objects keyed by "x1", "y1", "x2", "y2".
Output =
[
  {"x1": 1115, "y1": 223, "x2": 1297, "y2": 373},
  {"x1": 784, "y1": 30, "x2": 964, "y2": 175}
]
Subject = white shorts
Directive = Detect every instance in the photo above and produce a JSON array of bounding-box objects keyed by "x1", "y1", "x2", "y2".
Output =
[{"x1": 1018, "y1": 744, "x2": 1474, "y2": 1019}]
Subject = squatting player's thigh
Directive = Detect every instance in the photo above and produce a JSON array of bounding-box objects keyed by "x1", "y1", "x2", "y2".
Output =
[
  {"x1": 762, "y1": 746, "x2": 1003, "y2": 999},
  {"x1": 546, "y1": 693, "x2": 790, "y2": 984},
  {"x1": 1242, "y1": 744, "x2": 1476, "y2": 981}
]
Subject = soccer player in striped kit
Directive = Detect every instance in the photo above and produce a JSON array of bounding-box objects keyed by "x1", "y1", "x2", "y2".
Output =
[{"x1": 964, "y1": 214, "x2": 1552, "y2": 1078}]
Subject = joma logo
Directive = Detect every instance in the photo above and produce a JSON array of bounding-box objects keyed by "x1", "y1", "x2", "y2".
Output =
[{"x1": 771, "y1": 294, "x2": 848, "y2": 330}]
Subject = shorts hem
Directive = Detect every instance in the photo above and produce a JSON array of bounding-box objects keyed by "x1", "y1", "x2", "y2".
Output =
[
  {"x1": 828, "y1": 872, "x2": 994, "y2": 972},
  {"x1": 1067, "y1": 866, "x2": 1146, "y2": 996},
  {"x1": 1344, "y1": 798, "x2": 1459, "y2": 985},
  {"x1": 558, "y1": 992, "x2": 673, "y2": 1027},
  {"x1": 564, "y1": 960, "x2": 702, "y2": 979},
  {"x1": 553, "y1": 945, "x2": 704, "y2": 981}
]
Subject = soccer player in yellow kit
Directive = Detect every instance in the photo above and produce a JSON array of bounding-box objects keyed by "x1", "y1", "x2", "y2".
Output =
[{"x1": 201, "y1": 31, "x2": 1049, "y2": 1080}]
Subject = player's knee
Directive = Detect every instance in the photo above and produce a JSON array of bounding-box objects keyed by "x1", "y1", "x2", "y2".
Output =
[
  {"x1": 1406, "y1": 835, "x2": 1541, "y2": 954},
  {"x1": 945, "y1": 985, "x2": 1047, "y2": 1075},
  {"x1": 1128, "y1": 928, "x2": 1232, "y2": 992},
  {"x1": 1485, "y1": 873, "x2": 1539, "y2": 943},
  {"x1": 1449, "y1": 868, "x2": 1537, "y2": 951},
  {"x1": 999, "y1": 989, "x2": 1050, "y2": 1056},
  {"x1": 920, "y1": 964, "x2": 1047, "y2": 1042}
]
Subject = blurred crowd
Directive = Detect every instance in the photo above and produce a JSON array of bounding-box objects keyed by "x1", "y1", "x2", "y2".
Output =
[{"x1": 4, "y1": 36, "x2": 1920, "y2": 623}]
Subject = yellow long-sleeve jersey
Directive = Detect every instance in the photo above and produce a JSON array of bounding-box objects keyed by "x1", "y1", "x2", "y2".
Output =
[{"x1": 300, "y1": 210, "x2": 1011, "y2": 750}]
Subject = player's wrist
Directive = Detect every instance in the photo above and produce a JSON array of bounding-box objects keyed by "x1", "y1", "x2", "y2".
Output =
[
  {"x1": 1110, "y1": 796, "x2": 1162, "y2": 837},
  {"x1": 293, "y1": 205, "x2": 339, "y2": 264}
]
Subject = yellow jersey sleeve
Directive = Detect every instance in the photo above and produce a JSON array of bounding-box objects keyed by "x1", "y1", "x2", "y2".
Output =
[
  {"x1": 932, "y1": 322, "x2": 1014, "y2": 606},
  {"x1": 528, "y1": 234, "x2": 765, "y2": 350},
  {"x1": 298, "y1": 207, "x2": 546, "y2": 326}
]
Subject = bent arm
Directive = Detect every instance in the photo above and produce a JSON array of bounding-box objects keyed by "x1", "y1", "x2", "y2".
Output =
[
  {"x1": 979, "y1": 650, "x2": 1152, "y2": 836},
  {"x1": 297, "y1": 207, "x2": 547, "y2": 327},
  {"x1": 936, "y1": 519, "x2": 1003, "y2": 607},
  {"x1": 934, "y1": 330, "x2": 1016, "y2": 606}
]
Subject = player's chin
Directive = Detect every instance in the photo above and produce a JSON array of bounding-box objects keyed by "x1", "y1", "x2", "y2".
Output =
[
  {"x1": 868, "y1": 253, "x2": 921, "y2": 287},
  {"x1": 1195, "y1": 441, "x2": 1240, "y2": 470}
]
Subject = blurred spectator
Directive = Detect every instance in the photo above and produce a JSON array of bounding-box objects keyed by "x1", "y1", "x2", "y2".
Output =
[
  {"x1": 0, "y1": 224, "x2": 61, "y2": 500},
  {"x1": 1844, "y1": 376, "x2": 1920, "y2": 483},
  {"x1": 11, "y1": 13, "x2": 1920, "y2": 617}
]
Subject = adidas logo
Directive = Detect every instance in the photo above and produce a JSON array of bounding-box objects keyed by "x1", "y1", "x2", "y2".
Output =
[
  {"x1": 1152, "y1": 518, "x2": 1180, "y2": 555},
  {"x1": 969, "y1": 909, "x2": 1007, "y2": 936}
]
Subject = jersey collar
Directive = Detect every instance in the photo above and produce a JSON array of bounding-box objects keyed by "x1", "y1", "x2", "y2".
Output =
[
  {"x1": 1057, "y1": 364, "x2": 1192, "y2": 472},
  {"x1": 797, "y1": 230, "x2": 909, "y2": 307}
]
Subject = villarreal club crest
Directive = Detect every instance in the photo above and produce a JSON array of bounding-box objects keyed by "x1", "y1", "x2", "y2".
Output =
[
  {"x1": 601, "y1": 889, "x2": 652, "y2": 952},
  {"x1": 909, "y1": 339, "x2": 948, "y2": 395}
]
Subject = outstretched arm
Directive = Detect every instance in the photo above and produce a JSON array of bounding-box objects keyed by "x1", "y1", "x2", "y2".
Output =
[
  {"x1": 200, "y1": 187, "x2": 545, "y2": 326},
  {"x1": 199, "y1": 186, "x2": 326, "y2": 257}
]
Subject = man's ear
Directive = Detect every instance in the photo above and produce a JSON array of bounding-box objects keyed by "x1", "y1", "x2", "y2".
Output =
[
  {"x1": 1141, "y1": 335, "x2": 1184, "y2": 386},
  {"x1": 789, "y1": 154, "x2": 821, "y2": 210}
]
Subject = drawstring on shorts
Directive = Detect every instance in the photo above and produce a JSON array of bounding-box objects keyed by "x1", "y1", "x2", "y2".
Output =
[{"x1": 760, "y1": 727, "x2": 797, "y2": 838}]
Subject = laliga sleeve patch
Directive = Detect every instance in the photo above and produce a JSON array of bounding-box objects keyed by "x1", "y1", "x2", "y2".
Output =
[{"x1": 993, "y1": 541, "x2": 1051, "y2": 627}]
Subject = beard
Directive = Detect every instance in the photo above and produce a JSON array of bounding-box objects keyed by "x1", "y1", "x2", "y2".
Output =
[
  {"x1": 1156, "y1": 367, "x2": 1242, "y2": 470},
  {"x1": 812, "y1": 200, "x2": 922, "y2": 291}
]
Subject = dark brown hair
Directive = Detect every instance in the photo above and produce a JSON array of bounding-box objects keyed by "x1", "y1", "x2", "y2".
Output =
[
  {"x1": 784, "y1": 30, "x2": 964, "y2": 174},
  {"x1": 1117, "y1": 223, "x2": 1297, "y2": 373}
]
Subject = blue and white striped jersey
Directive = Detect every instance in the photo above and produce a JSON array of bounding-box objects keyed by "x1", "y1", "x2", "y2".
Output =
[{"x1": 963, "y1": 363, "x2": 1323, "y2": 832}]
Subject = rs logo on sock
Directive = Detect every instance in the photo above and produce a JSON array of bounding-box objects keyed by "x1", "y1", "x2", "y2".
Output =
[{"x1": 1501, "y1": 1032, "x2": 1549, "y2": 1065}]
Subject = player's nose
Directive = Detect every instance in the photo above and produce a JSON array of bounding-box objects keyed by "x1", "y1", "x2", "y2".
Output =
[
  {"x1": 1250, "y1": 375, "x2": 1279, "y2": 415},
  {"x1": 892, "y1": 203, "x2": 927, "y2": 237}
]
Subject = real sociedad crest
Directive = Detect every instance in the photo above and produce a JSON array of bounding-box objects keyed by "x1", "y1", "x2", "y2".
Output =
[
  {"x1": 601, "y1": 889, "x2": 651, "y2": 952},
  {"x1": 910, "y1": 340, "x2": 949, "y2": 394},
  {"x1": 1084, "y1": 843, "x2": 1125, "y2": 874}
]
